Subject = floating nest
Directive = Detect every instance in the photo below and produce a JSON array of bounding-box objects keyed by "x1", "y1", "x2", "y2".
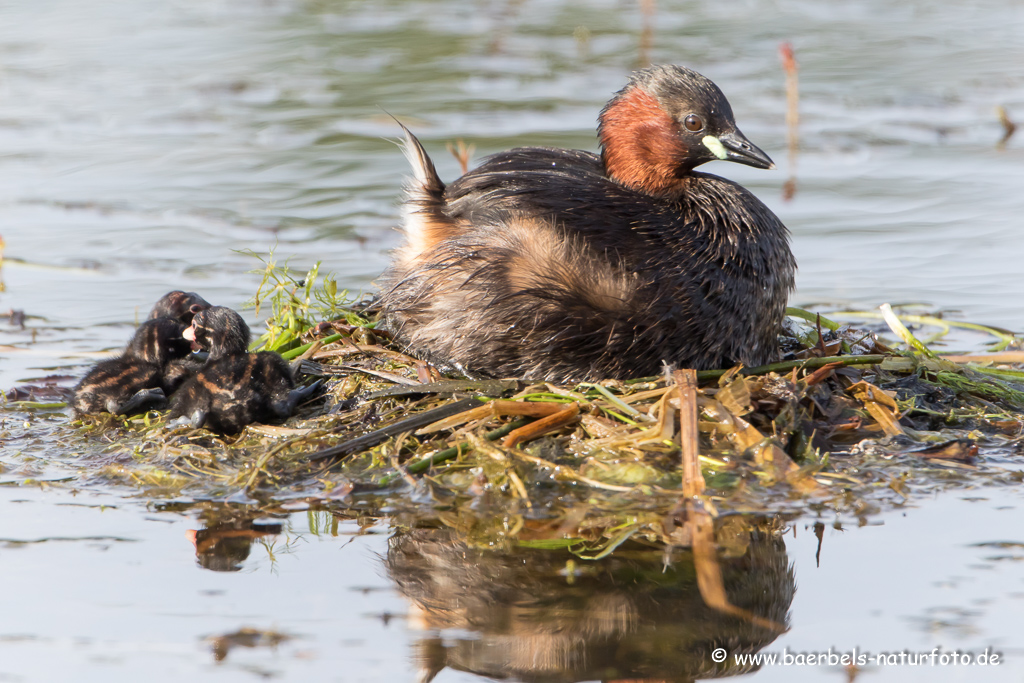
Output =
[{"x1": 4, "y1": 260, "x2": 1024, "y2": 561}]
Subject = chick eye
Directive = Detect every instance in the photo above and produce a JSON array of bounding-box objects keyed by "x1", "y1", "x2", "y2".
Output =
[{"x1": 683, "y1": 114, "x2": 703, "y2": 132}]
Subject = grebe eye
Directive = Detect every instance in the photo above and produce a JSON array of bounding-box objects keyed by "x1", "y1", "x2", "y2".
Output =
[{"x1": 684, "y1": 114, "x2": 703, "y2": 132}]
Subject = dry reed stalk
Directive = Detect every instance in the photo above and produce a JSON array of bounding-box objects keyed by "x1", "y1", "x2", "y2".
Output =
[
  {"x1": 779, "y1": 42, "x2": 799, "y2": 200},
  {"x1": 313, "y1": 344, "x2": 421, "y2": 364},
  {"x1": 673, "y1": 369, "x2": 703, "y2": 498},
  {"x1": 501, "y1": 402, "x2": 580, "y2": 448},
  {"x1": 638, "y1": 0, "x2": 656, "y2": 67},
  {"x1": 446, "y1": 140, "x2": 475, "y2": 174}
]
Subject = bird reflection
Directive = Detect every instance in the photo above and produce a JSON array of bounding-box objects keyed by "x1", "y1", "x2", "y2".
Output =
[
  {"x1": 187, "y1": 511, "x2": 283, "y2": 573},
  {"x1": 385, "y1": 518, "x2": 794, "y2": 683}
]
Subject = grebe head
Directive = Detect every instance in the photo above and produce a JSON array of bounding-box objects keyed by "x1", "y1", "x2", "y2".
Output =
[
  {"x1": 183, "y1": 306, "x2": 251, "y2": 360},
  {"x1": 127, "y1": 317, "x2": 192, "y2": 366},
  {"x1": 598, "y1": 64, "x2": 773, "y2": 195},
  {"x1": 149, "y1": 290, "x2": 211, "y2": 325}
]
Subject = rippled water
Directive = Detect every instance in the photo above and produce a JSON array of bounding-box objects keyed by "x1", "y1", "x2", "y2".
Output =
[{"x1": 2, "y1": 0, "x2": 1024, "y2": 680}]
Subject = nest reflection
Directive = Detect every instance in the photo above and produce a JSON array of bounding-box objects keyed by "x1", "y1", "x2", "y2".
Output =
[{"x1": 386, "y1": 518, "x2": 794, "y2": 683}]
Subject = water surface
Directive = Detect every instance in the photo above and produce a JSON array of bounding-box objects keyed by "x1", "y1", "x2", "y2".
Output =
[{"x1": 2, "y1": 0, "x2": 1024, "y2": 680}]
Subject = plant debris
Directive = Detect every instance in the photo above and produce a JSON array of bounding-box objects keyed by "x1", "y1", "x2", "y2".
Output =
[{"x1": 3, "y1": 256, "x2": 1024, "y2": 559}]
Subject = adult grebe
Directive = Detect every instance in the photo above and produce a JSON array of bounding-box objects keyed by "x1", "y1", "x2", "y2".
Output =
[{"x1": 378, "y1": 64, "x2": 795, "y2": 383}]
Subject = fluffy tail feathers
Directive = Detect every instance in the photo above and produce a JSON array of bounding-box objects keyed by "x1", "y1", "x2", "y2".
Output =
[
  {"x1": 396, "y1": 120, "x2": 445, "y2": 201},
  {"x1": 393, "y1": 119, "x2": 458, "y2": 259}
]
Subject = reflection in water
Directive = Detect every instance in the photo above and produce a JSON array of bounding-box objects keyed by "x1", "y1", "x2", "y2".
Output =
[
  {"x1": 996, "y1": 105, "x2": 1017, "y2": 149},
  {"x1": 207, "y1": 627, "x2": 291, "y2": 663},
  {"x1": 386, "y1": 520, "x2": 794, "y2": 683},
  {"x1": 187, "y1": 509, "x2": 283, "y2": 573}
]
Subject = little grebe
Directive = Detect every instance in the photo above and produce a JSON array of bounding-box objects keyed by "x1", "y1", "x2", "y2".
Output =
[
  {"x1": 149, "y1": 290, "x2": 214, "y2": 387},
  {"x1": 168, "y1": 306, "x2": 320, "y2": 434},
  {"x1": 72, "y1": 317, "x2": 193, "y2": 416},
  {"x1": 149, "y1": 290, "x2": 211, "y2": 325},
  {"x1": 377, "y1": 64, "x2": 795, "y2": 383}
]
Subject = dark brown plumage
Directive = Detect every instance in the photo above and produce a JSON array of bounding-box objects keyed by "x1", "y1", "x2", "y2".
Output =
[
  {"x1": 149, "y1": 290, "x2": 214, "y2": 388},
  {"x1": 72, "y1": 317, "x2": 193, "y2": 416},
  {"x1": 149, "y1": 290, "x2": 211, "y2": 325},
  {"x1": 377, "y1": 64, "x2": 795, "y2": 383},
  {"x1": 168, "y1": 306, "x2": 319, "y2": 434}
]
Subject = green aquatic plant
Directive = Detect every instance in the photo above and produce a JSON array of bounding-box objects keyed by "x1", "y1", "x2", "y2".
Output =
[
  {"x1": 242, "y1": 248, "x2": 371, "y2": 354},
  {"x1": 833, "y1": 306, "x2": 1020, "y2": 352}
]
